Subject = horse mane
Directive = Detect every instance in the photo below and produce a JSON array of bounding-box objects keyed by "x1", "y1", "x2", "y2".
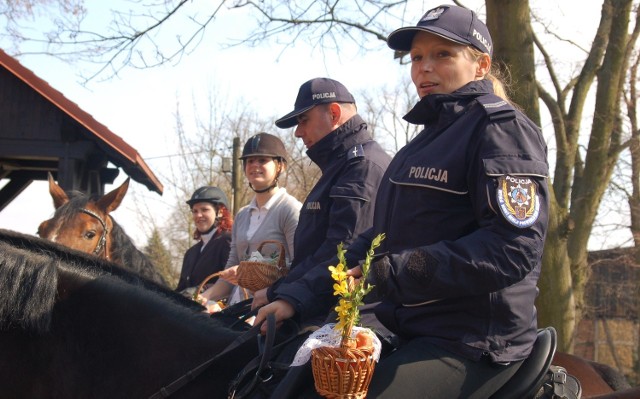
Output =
[
  {"x1": 589, "y1": 359, "x2": 632, "y2": 391},
  {"x1": 0, "y1": 229, "x2": 200, "y2": 335},
  {"x1": 55, "y1": 190, "x2": 90, "y2": 220},
  {"x1": 109, "y1": 220, "x2": 167, "y2": 285},
  {"x1": 0, "y1": 240, "x2": 57, "y2": 334}
]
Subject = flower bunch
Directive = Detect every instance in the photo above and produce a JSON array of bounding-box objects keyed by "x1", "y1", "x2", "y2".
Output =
[{"x1": 328, "y1": 233, "x2": 385, "y2": 346}]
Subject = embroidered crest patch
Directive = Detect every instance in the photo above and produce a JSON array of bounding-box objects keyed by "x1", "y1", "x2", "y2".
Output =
[
  {"x1": 421, "y1": 7, "x2": 445, "y2": 22},
  {"x1": 497, "y1": 175, "x2": 540, "y2": 228}
]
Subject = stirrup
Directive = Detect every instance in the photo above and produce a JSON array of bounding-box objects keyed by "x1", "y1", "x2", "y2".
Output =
[{"x1": 490, "y1": 327, "x2": 557, "y2": 399}]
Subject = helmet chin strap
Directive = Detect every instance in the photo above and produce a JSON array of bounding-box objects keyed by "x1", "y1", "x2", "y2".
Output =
[
  {"x1": 200, "y1": 222, "x2": 218, "y2": 235},
  {"x1": 249, "y1": 161, "x2": 282, "y2": 194},
  {"x1": 249, "y1": 180, "x2": 278, "y2": 193},
  {"x1": 198, "y1": 206, "x2": 221, "y2": 237}
]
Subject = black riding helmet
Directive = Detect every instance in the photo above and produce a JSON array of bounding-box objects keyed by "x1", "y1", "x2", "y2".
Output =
[
  {"x1": 239, "y1": 132, "x2": 288, "y2": 163},
  {"x1": 186, "y1": 186, "x2": 229, "y2": 209},
  {"x1": 240, "y1": 133, "x2": 288, "y2": 194}
]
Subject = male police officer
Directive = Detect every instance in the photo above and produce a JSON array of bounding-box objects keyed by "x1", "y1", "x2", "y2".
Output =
[{"x1": 252, "y1": 77, "x2": 391, "y2": 329}]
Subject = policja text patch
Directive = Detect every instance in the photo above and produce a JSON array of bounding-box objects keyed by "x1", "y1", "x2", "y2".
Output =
[{"x1": 496, "y1": 175, "x2": 540, "y2": 228}]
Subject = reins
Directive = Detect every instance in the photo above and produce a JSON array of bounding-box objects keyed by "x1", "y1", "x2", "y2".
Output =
[
  {"x1": 227, "y1": 315, "x2": 305, "y2": 399},
  {"x1": 79, "y1": 208, "x2": 109, "y2": 258}
]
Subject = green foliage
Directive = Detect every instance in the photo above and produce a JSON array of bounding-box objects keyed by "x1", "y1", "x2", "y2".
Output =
[
  {"x1": 143, "y1": 228, "x2": 178, "y2": 288},
  {"x1": 329, "y1": 233, "x2": 385, "y2": 344}
]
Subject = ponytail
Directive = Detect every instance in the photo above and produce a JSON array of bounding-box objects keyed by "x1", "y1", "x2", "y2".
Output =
[{"x1": 468, "y1": 47, "x2": 517, "y2": 107}]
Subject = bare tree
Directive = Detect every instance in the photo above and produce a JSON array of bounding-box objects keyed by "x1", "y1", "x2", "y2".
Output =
[
  {"x1": 279, "y1": 131, "x2": 322, "y2": 201},
  {"x1": 484, "y1": 0, "x2": 640, "y2": 352},
  {"x1": 144, "y1": 86, "x2": 326, "y2": 274},
  {"x1": 358, "y1": 76, "x2": 421, "y2": 153},
  {"x1": 1, "y1": 1, "x2": 419, "y2": 82}
]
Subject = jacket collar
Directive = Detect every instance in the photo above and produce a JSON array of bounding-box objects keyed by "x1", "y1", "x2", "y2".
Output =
[
  {"x1": 306, "y1": 114, "x2": 370, "y2": 171},
  {"x1": 404, "y1": 79, "x2": 494, "y2": 125}
]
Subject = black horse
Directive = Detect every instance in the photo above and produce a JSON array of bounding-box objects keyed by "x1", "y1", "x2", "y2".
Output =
[{"x1": 0, "y1": 228, "x2": 259, "y2": 398}]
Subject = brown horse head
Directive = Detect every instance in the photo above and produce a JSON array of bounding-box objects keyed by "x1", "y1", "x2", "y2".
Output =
[{"x1": 37, "y1": 173, "x2": 130, "y2": 261}]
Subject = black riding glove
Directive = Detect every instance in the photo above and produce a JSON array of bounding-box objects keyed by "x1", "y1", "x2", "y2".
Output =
[{"x1": 369, "y1": 249, "x2": 439, "y2": 303}]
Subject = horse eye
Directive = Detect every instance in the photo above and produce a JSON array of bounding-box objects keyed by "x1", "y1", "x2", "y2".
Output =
[{"x1": 85, "y1": 231, "x2": 97, "y2": 240}]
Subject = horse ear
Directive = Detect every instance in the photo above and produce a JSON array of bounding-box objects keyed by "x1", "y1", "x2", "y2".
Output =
[
  {"x1": 48, "y1": 172, "x2": 69, "y2": 209},
  {"x1": 96, "y1": 178, "x2": 130, "y2": 214}
]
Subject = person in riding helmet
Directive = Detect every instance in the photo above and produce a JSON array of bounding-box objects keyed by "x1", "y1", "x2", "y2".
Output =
[
  {"x1": 199, "y1": 132, "x2": 302, "y2": 306},
  {"x1": 175, "y1": 186, "x2": 233, "y2": 293}
]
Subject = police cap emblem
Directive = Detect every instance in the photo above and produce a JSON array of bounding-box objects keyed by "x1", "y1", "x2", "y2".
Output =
[
  {"x1": 421, "y1": 7, "x2": 445, "y2": 22},
  {"x1": 497, "y1": 175, "x2": 540, "y2": 228}
]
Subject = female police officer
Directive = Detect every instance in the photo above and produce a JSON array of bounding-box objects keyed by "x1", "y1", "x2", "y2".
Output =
[
  {"x1": 319, "y1": 5, "x2": 549, "y2": 398},
  {"x1": 352, "y1": 5, "x2": 549, "y2": 397}
]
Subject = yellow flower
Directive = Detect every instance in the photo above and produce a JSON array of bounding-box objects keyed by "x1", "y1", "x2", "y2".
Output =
[
  {"x1": 333, "y1": 280, "x2": 348, "y2": 296},
  {"x1": 335, "y1": 298, "x2": 351, "y2": 314},
  {"x1": 329, "y1": 263, "x2": 347, "y2": 281},
  {"x1": 327, "y1": 234, "x2": 385, "y2": 346}
]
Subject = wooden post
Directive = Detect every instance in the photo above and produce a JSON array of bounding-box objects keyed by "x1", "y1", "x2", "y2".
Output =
[{"x1": 232, "y1": 137, "x2": 242, "y2": 216}]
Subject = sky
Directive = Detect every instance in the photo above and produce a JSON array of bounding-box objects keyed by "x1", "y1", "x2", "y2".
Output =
[{"x1": 0, "y1": 1, "x2": 615, "y2": 249}]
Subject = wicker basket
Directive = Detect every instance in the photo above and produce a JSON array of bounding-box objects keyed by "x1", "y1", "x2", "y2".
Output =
[
  {"x1": 236, "y1": 240, "x2": 288, "y2": 292},
  {"x1": 311, "y1": 346, "x2": 376, "y2": 399},
  {"x1": 193, "y1": 271, "x2": 248, "y2": 307}
]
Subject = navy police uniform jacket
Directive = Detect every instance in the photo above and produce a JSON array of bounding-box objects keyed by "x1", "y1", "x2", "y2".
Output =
[
  {"x1": 268, "y1": 114, "x2": 391, "y2": 322},
  {"x1": 175, "y1": 230, "x2": 231, "y2": 292},
  {"x1": 347, "y1": 79, "x2": 549, "y2": 363}
]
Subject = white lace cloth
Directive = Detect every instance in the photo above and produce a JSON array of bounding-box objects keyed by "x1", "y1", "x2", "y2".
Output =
[
  {"x1": 291, "y1": 324, "x2": 382, "y2": 367},
  {"x1": 246, "y1": 250, "x2": 272, "y2": 263}
]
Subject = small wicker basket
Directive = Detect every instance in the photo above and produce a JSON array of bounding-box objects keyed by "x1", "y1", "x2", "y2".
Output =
[
  {"x1": 311, "y1": 345, "x2": 376, "y2": 399},
  {"x1": 193, "y1": 271, "x2": 248, "y2": 307},
  {"x1": 236, "y1": 240, "x2": 288, "y2": 292},
  {"x1": 193, "y1": 271, "x2": 226, "y2": 301}
]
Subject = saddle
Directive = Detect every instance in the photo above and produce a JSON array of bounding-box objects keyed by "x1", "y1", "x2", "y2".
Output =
[{"x1": 490, "y1": 326, "x2": 582, "y2": 399}]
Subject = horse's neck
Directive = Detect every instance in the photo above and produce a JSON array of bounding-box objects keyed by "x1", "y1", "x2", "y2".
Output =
[
  {"x1": 109, "y1": 223, "x2": 166, "y2": 285},
  {"x1": 48, "y1": 275, "x2": 248, "y2": 397}
]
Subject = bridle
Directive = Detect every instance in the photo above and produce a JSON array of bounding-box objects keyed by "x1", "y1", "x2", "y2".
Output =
[{"x1": 79, "y1": 208, "x2": 109, "y2": 259}]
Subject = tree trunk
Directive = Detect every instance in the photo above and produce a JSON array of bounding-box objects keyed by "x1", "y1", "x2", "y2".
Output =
[
  {"x1": 485, "y1": 0, "x2": 539, "y2": 125},
  {"x1": 485, "y1": 0, "x2": 635, "y2": 353},
  {"x1": 537, "y1": 192, "x2": 576, "y2": 351},
  {"x1": 566, "y1": 0, "x2": 632, "y2": 334}
]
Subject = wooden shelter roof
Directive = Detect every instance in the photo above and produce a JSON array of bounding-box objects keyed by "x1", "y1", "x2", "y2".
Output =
[{"x1": 0, "y1": 48, "x2": 162, "y2": 211}]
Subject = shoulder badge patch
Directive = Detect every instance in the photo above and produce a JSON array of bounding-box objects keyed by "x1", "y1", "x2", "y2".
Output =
[
  {"x1": 497, "y1": 175, "x2": 540, "y2": 228},
  {"x1": 347, "y1": 144, "x2": 365, "y2": 160},
  {"x1": 477, "y1": 94, "x2": 516, "y2": 122}
]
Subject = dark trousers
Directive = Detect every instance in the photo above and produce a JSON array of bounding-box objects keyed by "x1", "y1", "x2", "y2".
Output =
[{"x1": 367, "y1": 337, "x2": 523, "y2": 399}]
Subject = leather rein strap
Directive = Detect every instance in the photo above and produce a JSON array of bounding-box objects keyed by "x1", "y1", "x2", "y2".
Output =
[
  {"x1": 79, "y1": 208, "x2": 109, "y2": 257},
  {"x1": 228, "y1": 313, "x2": 278, "y2": 399},
  {"x1": 228, "y1": 315, "x2": 305, "y2": 399},
  {"x1": 147, "y1": 313, "x2": 271, "y2": 399}
]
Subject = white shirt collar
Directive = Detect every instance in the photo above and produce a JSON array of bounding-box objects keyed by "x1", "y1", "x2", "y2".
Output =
[
  {"x1": 201, "y1": 227, "x2": 217, "y2": 249},
  {"x1": 248, "y1": 187, "x2": 286, "y2": 211}
]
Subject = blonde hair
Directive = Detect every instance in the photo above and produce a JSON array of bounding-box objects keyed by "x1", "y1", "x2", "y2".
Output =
[{"x1": 467, "y1": 47, "x2": 513, "y2": 104}]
